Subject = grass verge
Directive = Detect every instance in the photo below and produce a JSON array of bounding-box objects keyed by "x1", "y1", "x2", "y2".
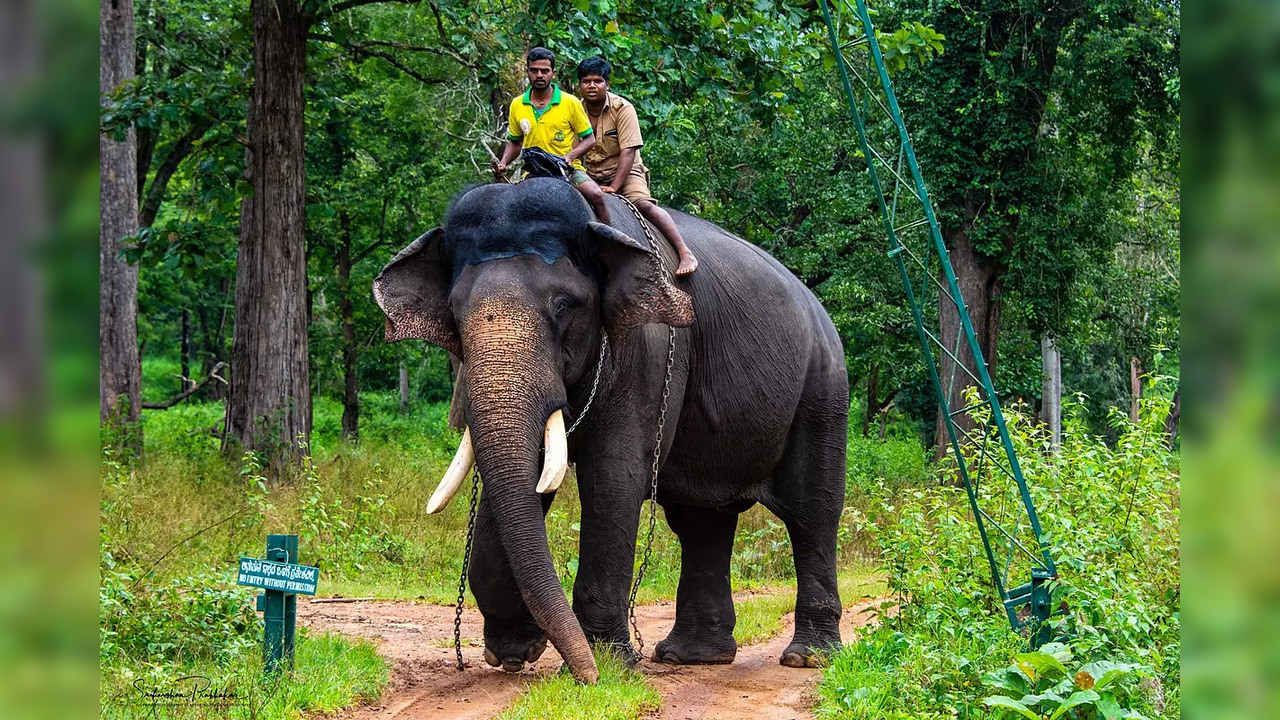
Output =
[
  {"x1": 494, "y1": 648, "x2": 660, "y2": 720},
  {"x1": 733, "y1": 566, "x2": 887, "y2": 646},
  {"x1": 100, "y1": 629, "x2": 388, "y2": 720}
]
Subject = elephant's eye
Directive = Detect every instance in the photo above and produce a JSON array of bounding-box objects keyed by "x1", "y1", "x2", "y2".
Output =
[{"x1": 552, "y1": 296, "x2": 575, "y2": 319}]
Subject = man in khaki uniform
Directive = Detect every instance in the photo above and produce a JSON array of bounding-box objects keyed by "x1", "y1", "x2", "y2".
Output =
[{"x1": 576, "y1": 57, "x2": 698, "y2": 275}]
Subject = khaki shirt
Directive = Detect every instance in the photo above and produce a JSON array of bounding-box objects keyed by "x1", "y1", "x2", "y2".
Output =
[{"x1": 582, "y1": 92, "x2": 649, "y2": 182}]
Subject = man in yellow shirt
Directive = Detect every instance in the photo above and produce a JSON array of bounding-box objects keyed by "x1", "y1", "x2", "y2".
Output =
[
  {"x1": 495, "y1": 47, "x2": 611, "y2": 224},
  {"x1": 576, "y1": 57, "x2": 697, "y2": 275}
]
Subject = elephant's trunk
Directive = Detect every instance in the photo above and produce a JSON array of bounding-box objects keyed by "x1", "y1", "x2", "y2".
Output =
[{"x1": 461, "y1": 296, "x2": 599, "y2": 684}]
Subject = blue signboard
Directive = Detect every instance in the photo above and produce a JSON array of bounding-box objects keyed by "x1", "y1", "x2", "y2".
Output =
[{"x1": 237, "y1": 557, "x2": 319, "y2": 596}]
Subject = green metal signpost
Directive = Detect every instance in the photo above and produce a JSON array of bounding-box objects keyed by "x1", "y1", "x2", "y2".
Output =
[
  {"x1": 818, "y1": 0, "x2": 1059, "y2": 647},
  {"x1": 238, "y1": 534, "x2": 319, "y2": 675}
]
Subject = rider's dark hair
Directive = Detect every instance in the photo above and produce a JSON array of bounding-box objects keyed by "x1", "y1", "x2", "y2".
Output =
[
  {"x1": 576, "y1": 56, "x2": 611, "y2": 82},
  {"x1": 526, "y1": 46, "x2": 556, "y2": 69}
]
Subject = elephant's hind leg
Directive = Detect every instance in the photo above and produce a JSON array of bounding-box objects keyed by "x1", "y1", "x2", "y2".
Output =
[
  {"x1": 653, "y1": 504, "x2": 739, "y2": 664},
  {"x1": 765, "y1": 412, "x2": 846, "y2": 667}
]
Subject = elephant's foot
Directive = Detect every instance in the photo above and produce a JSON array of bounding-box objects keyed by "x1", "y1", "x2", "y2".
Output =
[
  {"x1": 483, "y1": 634, "x2": 547, "y2": 673},
  {"x1": 779, "y1": 638, "x2": 838, "y2": 668},
  {"x1": 653, "y1": 630, "x2": 736, "y2": 665},
  {"x1": 587, "y1": 637, "x2": 642, "y2": 668}
]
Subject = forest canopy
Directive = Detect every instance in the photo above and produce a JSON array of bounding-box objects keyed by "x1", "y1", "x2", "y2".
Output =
[{"x1": 100, "y1": 0, "x2": 1179, "y2": 452}]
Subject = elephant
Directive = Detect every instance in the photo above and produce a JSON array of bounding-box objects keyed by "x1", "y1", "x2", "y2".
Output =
[{"x1": 373, "y1": 178, "x2": 848, "y2": 683}]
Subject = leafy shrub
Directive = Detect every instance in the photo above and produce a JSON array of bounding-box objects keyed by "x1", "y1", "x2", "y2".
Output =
[
  {"x1": 819, "y1": 625, "x2": 1023, "y2": 719},
  {"x1": 101, "y1": 446, "x2": 258, "y2": 667},
  {"x1": 982, "y1": 642, "x2": 1148, "y2": 720},
  {"x1": 819, "y1": 388, "x2": 1179, "y2": 718},
  {"x1": 100, "y1": 561, "x2": 258, "y2": 667},
  {"x1": 846, "y1": 430, "x2": 930, "y2": 494},
  {"x1": 296, "y1": 445, "x2": 398, "y2": 574}
]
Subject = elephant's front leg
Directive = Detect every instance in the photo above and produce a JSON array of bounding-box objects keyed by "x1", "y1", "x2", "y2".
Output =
[
  {"x1": 469, "y1": 489, "x2": 554, "y2": 672},
  {"x1": 570, "y1": 455, "x2": 647, "y2": 659},
  {"x1": 653, "y1": 504, "x2": 738, "y2": 664}
]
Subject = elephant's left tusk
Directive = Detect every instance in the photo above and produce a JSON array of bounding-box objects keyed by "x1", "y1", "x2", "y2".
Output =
[
  {"x1": 426, "y1": 427, "x2": 474, "y2": 514},
  {"x1": 536, "y1": 410, "x2": 568, "y2": 494}
]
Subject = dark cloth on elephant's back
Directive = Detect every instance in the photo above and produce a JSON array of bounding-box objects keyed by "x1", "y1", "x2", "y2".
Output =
[
  {"x1": 443, "y1": 179, "x2": 602, "y2": 280},
  {"x1": 520, "y1": 147, "x2": 571, "y2": 180}
]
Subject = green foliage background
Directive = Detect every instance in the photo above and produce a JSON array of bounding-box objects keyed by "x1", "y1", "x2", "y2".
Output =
[{"x1": 105, "y1": 0, "x2": 1179, "y2": 443}]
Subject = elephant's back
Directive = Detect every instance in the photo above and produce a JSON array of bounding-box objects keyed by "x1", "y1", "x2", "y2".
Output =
[
  {"x1": 661, "y1": 208, "x2": 848, "y2": 490},
  {"x1": 668, "y1": 208, "x2": 843, "y2": 361}
]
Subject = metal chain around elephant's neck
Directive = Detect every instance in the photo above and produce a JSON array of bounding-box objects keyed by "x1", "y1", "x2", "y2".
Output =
[
  {"x1": 566, "y1": 329, "x2": 608, "y2": 437},
  {"x1": 617, "y1": 193, "x2": 679, "y2": 658},
  {"x1": 453, "y1": 468, "x2": 482, "y2": 671}
]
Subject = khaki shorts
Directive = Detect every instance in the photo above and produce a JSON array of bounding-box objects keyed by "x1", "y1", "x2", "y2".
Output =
[{"x1": 591, "y1": 169, "x2": 655, "y2": 205}]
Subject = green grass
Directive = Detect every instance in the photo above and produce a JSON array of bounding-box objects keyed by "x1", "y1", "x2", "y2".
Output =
[
  {"x1": 494, "y1": 648, "x2": 661, "y2": 720},
  {"x1": 815, "y1": 623, "x2": 1024, "y2": 720},
  {"x1": 113, "y1": 396, "x2": 881, "y2": 606},
  {"x1": 733, "y1": 592, "x2": 798, "y2": 645},
  {"x1": 100, "y1": 629, "x2": 388, "y2": 720},
  {"x1": 733, "y1": 566, "x2": 887, "y2": 646}
]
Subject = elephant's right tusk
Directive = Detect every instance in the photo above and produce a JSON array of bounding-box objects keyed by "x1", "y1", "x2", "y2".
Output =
[
  {"x1": 536, "y1": 410, "x2": 568, "y2": 494},
  {"x1": 426, "y1": 427, "x2": 474, "y2": 514}
]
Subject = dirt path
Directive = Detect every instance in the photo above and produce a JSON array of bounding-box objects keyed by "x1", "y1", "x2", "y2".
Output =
[{"x1": 298, "y1": 593, "x2": 882, "y2": 720}]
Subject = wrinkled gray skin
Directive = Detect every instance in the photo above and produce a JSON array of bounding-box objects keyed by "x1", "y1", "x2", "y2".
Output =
[{"x1": 374, "y1": 179, "x2": 848, "y2": 682}]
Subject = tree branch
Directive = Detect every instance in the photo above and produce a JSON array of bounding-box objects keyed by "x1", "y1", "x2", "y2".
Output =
[
  {"x1": 427, "y1": 0, "x2": 474, "y2": 68},
  {"x1": 345, "y1": 38, "x2": 476, "y2": 69},
  {"x1": 139, "y1": 116, "x2": 214, "y2": 228},
  {"x1": 142, "y1": 362, "x2": 227, "y2": 410},
  {"x1": 310, "y1": 34, "x2": 451, "y2": 85},
  {"x1": 319, "y1": 0, "x2": 419, "y2": 19},
  {"x1": 352, "y1": 197, "x2": 392, "y2": 265},
  {"x1": 127, "y1": 506, "x2": 247, "y2": 594}
]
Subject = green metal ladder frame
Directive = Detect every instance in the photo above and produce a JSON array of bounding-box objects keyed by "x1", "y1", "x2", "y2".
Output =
[{"x1": 818, "y1": 0, "x2": 1058, "y2": 646}]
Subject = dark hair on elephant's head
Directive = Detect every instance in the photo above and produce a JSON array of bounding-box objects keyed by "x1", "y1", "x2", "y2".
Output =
[{"x1": 443, "y1": 179, "x2": 601, "y2": 280}]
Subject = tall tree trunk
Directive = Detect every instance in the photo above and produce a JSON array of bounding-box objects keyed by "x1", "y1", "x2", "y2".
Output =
[
  {"x1": 863, "y1": 364, "x2": 878, "y2": 438},
  {"x1": 1163, "y1": 387, "x2": 1179, "y2": 447},
  {"x1": 1129, "y1": 356, "x2": 1141, "y2": 423},
  {"x1": 180, "y1": 308, "x2": 191, "y2": 390},
  {"x1": 1040, "y1": 335, "x2": 1061, "y2": 452},
  {"x1": 1, "y1": 0, "x2": 46, "y2": 436},
  {"x1": 101, "y1": 0, "x2": 143, "y2": 438},
  {"x1": 398, "y1": 357, "x2": 410, "y2": 414},
  {"x1": 224, "y1": 0, "x2": 310, "y2": 462},
  {"x1": 206, "y1": 276, "x2": 231, "y2": 402},
  {"x1": 338, "y1": 215, "x2": 358, "y2": 442},
  {"x1": 935, "y1": 221, "x2": 1002, "y2": 456}
]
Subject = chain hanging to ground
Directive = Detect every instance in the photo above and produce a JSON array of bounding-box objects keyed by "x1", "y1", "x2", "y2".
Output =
[
  {"x1": 626, "y1": 325, "x2": 676, "y2": 658},
  {"x1": 453, "y1": 468, "x2": 482, "y2": 671},
  {"x1": 616, "y1": 193, "x2": 678, "y2": 658}
]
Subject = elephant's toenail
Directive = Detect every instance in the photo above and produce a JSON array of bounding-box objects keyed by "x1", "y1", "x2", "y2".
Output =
[
  {"x1": 484, "y1": 648, "x2": 500, "y2": 667},
  {"x1": 501, "y1": 658, "x2": 525, "y2": 672},
  {"x1": 525, "y1": 640, "x2": 547, "y2": 663}
]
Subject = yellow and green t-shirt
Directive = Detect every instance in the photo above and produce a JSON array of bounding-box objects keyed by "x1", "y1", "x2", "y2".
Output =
[{"x1": 507, "y1": 84, "x2": 594, "y2": 170}]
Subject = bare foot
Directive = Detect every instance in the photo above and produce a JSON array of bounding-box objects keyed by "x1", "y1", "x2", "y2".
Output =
[{"x1": 675, "y1": 254, "x2": 698, "y2": 276}]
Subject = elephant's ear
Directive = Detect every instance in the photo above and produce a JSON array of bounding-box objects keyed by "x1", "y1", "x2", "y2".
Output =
[
  {"x1": 590, "y1": 222, "x2": 693, "y2": 350},
  {"x1": 373, "y1": 227, "x2": 462, "y2": 357}
]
